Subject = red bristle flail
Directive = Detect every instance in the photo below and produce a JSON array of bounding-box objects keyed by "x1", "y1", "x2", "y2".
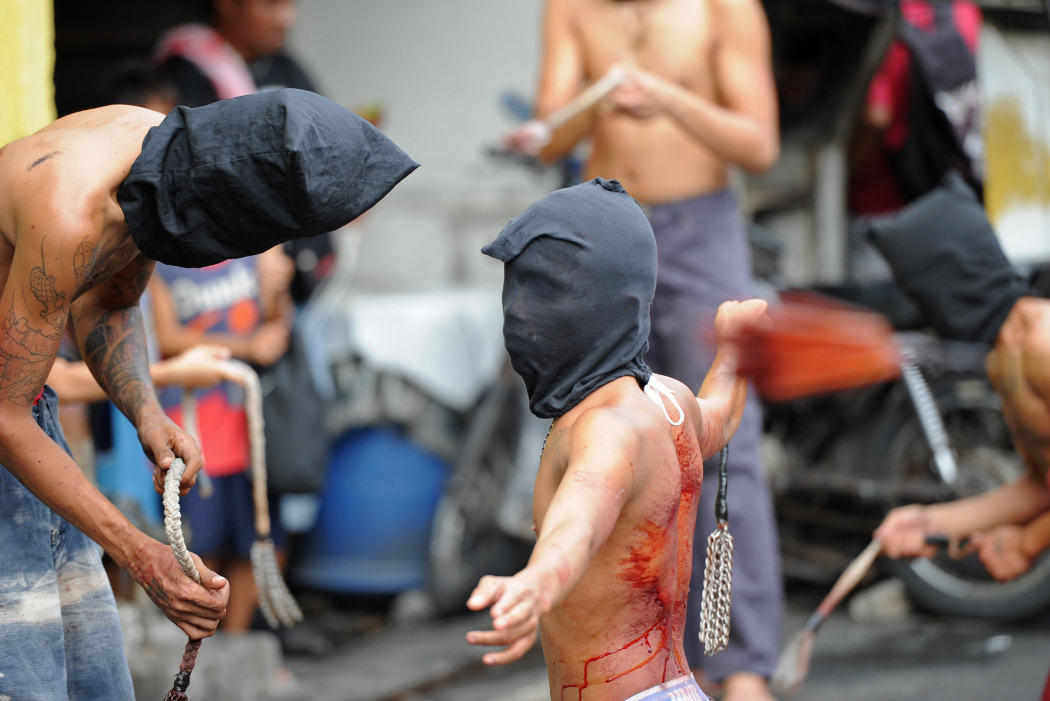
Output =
[{"x1": 735, "y1": 294, "x2": 902, "y2": 401}]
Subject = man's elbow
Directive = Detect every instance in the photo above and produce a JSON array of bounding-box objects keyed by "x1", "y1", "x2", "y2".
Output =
[{"x1": 741, "y1": 136, "x2": 779, "y2": 174}]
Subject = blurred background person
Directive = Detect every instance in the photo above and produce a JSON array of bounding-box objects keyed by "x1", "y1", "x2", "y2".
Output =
[
  {"x1": 148, "y1": 249, "x2": 293, "y2": 633},
  {"x1": 154, "y1": 0, "x2": 336, "y2": 305},
  {"x1": 505, "y1": 1, "x2": 782, "y2": 698},
  {"x1": 876, "y1": 294, "x2": 1050, "y2": 579},
  {"x1": 847, "y1": 0, "x2": 983, "y2": 283}
]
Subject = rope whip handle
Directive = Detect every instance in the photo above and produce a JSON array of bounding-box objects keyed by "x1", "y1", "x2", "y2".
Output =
[
  {"x1": 162, "y1": 458, "x2": 203, "y2": 700},
  {"x1": 219, "y1": 359, "x2": 272, "y2": 539},
  {"x1": 714, "y1": 445, "x2": 729, "y2": 525},
  {"x1": 163, "y1": 458, "x2": 201, "y2": 584}
]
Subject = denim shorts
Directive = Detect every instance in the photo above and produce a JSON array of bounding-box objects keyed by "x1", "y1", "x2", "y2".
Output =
[{"x1": 0, "y1": 387, "x2": 134, "y2": 700}]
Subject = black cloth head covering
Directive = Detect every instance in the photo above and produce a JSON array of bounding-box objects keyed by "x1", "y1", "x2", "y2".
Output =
[
  {"x1": 118, "y1": 88, "x2": 418, "y2": 267},
  {"x1": 482, "y1": 178, "x2": 656, "y2": 418},
  {"x1": 866, "y1": 172, "x2": 1032, "y2": 344}
]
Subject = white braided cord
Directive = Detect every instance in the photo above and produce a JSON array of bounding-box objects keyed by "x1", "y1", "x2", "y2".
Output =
[
  {"x1": 221, "y1": 359, "x2": 303, "y2": 627},
  {"x1": 163, "y1": 458, "x2": 201, "y2": 584}
]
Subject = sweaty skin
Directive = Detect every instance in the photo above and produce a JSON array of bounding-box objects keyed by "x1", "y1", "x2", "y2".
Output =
[
  {"x1": 512, "y1": 0, "x2": 778, "y2": 204},
  {"x1": 466, "y1": 300, "x2": 764, "y2": 701},
  {"x1": 0, "y1": 106, "x2": 229, "y2": 640}
]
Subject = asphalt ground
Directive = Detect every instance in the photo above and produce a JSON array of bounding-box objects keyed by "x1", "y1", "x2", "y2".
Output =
[{"x1": 281, "y1": 582, "x2": 1050, "y2": 701}]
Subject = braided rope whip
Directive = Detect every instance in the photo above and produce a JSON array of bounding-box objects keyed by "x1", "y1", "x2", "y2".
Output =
[
  {"x1": 221, "y1": 359, "x2": 303, "y2": 628},
  {"x1": 700, "y1": 446, "x2": 733, "y2": 655},
  {"x1": 162, "y1": 457, "x2": 203, "y2": 701}
]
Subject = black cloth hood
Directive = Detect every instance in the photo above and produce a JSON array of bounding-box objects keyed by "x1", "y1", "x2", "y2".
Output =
[
  {"x1": 118, "y1": 88, "x2": 418, "y2": 267},
  {"x1": 483, "y1": 178, "x2": 656, "y2": 418}
]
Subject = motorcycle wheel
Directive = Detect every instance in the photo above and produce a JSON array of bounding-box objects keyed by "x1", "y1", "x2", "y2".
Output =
[
  {"x1": 426, "y1": 369, "x2": 532, "y2": 615},
  {"x1": 874, "y1": 373, "x2": 1050, "y2": 619}
]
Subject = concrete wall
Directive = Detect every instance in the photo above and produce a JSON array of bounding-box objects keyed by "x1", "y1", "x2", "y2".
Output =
[{"x1": 288, "y1": 0, "x2": 560, "y2": 291}]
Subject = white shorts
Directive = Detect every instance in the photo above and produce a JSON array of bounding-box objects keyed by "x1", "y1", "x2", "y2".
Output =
[{"x1": 624, "y1": 675, "x2": 713, "y2": 701}]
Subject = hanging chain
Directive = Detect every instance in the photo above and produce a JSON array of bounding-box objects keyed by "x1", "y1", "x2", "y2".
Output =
[{"x1": 700, "y1": 446, "x2": 733, "y2": 655}]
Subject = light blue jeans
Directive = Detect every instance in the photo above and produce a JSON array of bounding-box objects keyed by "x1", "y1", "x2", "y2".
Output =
[{"x1": 0, "y1": 387, "x2": 134, "y2": 700}]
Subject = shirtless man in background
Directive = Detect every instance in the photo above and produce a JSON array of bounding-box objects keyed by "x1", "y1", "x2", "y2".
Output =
[
  {"x1": 505, "y1": 2, "x2": 781, "y2": 698},
  {"x1": 0, "y1": 88, "x2": 415, "y2": 698},
  {"x1": 465, "y1": 179, "x2": 767, "y2": 700}
]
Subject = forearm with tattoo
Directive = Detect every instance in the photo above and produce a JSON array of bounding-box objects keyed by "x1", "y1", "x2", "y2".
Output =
[
  {"x1": 73, "y1": 251, "x2": 160, "y2": 422},
  {"x1": 81, "y1": 307, "x2": 157, "y2": 421}
]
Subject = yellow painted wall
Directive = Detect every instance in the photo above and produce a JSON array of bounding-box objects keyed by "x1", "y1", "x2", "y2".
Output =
[
  {"x1": 0, "y1": 0, "x2": 56, "y2": 147},
  {"x1": 984, "y1": 97, "x2": 1050, "y2": 227}
]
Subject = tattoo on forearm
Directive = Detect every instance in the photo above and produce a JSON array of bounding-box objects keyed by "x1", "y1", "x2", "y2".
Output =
[
  {"x1": 83, "y1": 307, "x2": 155, "y2": 418},
  {"x1": 26, "y1": 151, "x2": 61, "y2": 171}
]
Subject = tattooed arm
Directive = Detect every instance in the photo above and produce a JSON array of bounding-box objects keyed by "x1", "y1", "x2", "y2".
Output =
[
  {"x1": 69, "y1": 252, "x2": 204, "y2": 493},
  {"x1": 0, "y1": 226, "x2": 228, "y2": 639}
]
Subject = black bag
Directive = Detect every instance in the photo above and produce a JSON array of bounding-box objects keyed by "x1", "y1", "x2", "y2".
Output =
[
  {"x1": 867, "y1": 173, "x2": 1031, "y2": 343},
  {"x1": 888, "y1": 2, "x2": 983, "y2": 200},
  {"x1": 258, "y1": 328, "x2": 329, "y2": 494}
]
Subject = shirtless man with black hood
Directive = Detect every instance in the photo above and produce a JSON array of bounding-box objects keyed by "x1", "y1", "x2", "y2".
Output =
[
  {"x1": 465, "y1": 179, "x2": 766, "y2": 701},
  {"x1": 505, "y1": 4, "x2": 781, "y2": 696},
  {"x1": 0, "y1": 88, "x2": 415, "y2": 699}
]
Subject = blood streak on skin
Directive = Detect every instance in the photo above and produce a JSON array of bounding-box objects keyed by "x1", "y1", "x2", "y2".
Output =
[
  {"x1": 561, "y1": 619, "x2": 670, "y2": 700},
  {"x1": 560, "y1": 429, "x2": 706, "y2": 699}
]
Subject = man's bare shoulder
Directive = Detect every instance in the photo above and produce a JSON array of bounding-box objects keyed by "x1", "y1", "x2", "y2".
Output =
[
  {"x1": 709, "y1": 0, "x2": 770, "y2": 35},
  {"x1": 1, "y1": 106, "x2": 163, "y2": 242},
  {"x1": 39, "y1": 104, "x2": 164, "y2": 135},
  {"x1": 567, "y1": 403, "x2": 646, "y2": 455}
]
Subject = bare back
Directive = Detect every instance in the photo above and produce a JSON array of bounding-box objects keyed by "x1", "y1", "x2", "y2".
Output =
[
  {"x1": 0, "y1": 106, "x2": 163, "y2": 298},
  {"x1": 534, "y1": 375, "x2": 704, "y2": 700}
]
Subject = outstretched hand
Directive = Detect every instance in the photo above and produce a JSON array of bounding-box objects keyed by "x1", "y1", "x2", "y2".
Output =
[
  {"x1": 465, "y1": 571, "x2": 545, "y2": 665},
  {"x1": 159, "y1": 344, "x2": 236, "y2": 389},
  {"x1": 130, "y1": 538, "x2": 229, "y2": 640}
]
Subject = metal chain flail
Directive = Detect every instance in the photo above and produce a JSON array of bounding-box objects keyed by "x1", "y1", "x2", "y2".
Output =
[
  {"x1": 700, "y1": 446, "x2": 733, "y2": 655},
  {"x1": 221, "y1": 359, "x2": 303, "y2": 628},
  {"x1": 162, "y1": 457, "x2": 203, "y2": 701}
]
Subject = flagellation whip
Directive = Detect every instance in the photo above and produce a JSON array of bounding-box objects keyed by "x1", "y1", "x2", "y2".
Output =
[
  {"x1": 733, "y1": 292, "x2": 959, "y2": 484},
  {"x1": 700, "y1": 445, "x2": 733, "y2": 655},
  {"x1": 221, "y1": 359, "x2": 303, "y2": 628},
  {"x1": 161, "y1": 457, "x2": 204, "y2": 701}
]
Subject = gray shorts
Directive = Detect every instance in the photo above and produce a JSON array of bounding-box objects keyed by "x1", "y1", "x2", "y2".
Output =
[{"x1": 0, "y1": 386, "x2": 134, "y2": 700}]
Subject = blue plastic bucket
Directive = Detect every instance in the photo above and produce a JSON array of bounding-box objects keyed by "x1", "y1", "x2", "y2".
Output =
[{"x1": 290, "y1": 426, "x2": 450, "y2": 594}]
